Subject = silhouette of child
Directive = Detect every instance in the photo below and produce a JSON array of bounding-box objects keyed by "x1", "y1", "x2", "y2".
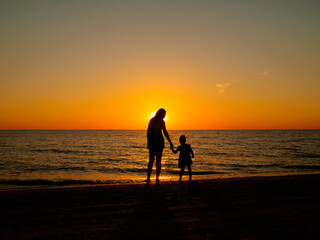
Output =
[{"x1": 172, "y1": 135, "x2": 194, "y2": 182}]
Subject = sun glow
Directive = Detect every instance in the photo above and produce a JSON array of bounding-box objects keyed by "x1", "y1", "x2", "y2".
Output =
[
  {"x1": 148, "y1": 112, "x2": 156, "y2": 120},
  {"x1": 148, "y1": 112, "x2": 168, "y2": 121}
]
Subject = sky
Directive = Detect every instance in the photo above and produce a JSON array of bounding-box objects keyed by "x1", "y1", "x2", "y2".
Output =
[{"x1": 1, "y1": 0, "x2": 319, "y2": 130}]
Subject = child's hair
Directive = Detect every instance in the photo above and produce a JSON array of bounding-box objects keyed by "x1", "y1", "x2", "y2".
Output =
[{"x1": 179, "y1": 135, "x2": 186, "y2": 144}]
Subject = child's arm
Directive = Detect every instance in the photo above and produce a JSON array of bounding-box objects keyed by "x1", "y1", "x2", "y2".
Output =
[
  {"x1": 172, "y1": 146, "x2": 179, "y2": 154},
  {"x1": 172, "y1": 148, "x2": 178, "y2": 154}
]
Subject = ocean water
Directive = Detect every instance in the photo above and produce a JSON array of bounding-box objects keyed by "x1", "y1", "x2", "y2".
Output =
[{"x1": 0, "y1": 130, "x2": 319, "y2": 189}]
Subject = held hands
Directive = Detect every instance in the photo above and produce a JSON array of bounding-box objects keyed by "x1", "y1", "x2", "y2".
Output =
[{"x1": 170, "y1": 142, "x2": 174, "y2": 152}]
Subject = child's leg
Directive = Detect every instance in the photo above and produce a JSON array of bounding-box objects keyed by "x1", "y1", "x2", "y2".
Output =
[
  {"x1": 179, "y1": 166, "x2": 185, "y2": 182},
  {"x1": 147, "y1": 151, "x2": 155, "y2": 182},
  {"x1": 187, "y1": 165, "x2": 192, "y2": 181}
]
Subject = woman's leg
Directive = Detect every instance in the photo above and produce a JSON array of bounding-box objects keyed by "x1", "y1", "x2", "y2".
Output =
[
  {"x1": 187, "y1": 165, "x2": 192, "y2": 181},
  {"x1": 155, "y1": 149, "x2": 163, "y2": 182},
  {"x1": 147, "y1": 150, "x2": 155, "y2": 182},
  {"x1": 179, "y1": 166, "x2": 185, "y2": 182}
]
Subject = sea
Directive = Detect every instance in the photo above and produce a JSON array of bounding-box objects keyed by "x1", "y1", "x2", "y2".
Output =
[{"x1": 0, "y1": 130, "x2": 319, "y2": 190}]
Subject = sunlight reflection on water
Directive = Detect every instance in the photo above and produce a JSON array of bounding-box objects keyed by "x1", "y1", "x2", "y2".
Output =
[{"x1": 0, "y1": 130, "x2": 319, "y2": 188}]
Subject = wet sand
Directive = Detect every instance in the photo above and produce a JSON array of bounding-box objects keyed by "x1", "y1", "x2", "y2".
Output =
[{"x1": 1, "y1": 174, "x2": 320, "y2": 239}]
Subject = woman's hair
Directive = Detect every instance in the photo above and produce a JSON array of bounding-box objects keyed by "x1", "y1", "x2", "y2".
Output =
[
  {"x1": 179, "y1": 135, "x2": 186, "y2": 144},
  {"x1": 153, "y1": 108, "x2": 166, "y2": 121}
]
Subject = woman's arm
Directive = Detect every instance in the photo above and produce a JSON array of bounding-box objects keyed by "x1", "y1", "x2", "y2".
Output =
[
  {"x1": 190, "y1": 145, "x2": 194, "y2": 158},
  {"x1": 162, "y1": 121, "x2": 173, "y2": 149}
]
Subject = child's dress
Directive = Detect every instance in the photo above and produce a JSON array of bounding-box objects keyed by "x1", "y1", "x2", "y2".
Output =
[{"x1": 177, "y1": 144, "x2": 193, "y2": 168}]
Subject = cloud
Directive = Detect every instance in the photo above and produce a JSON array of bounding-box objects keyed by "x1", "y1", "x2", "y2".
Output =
[
  {"x1": 216, "y1": 83, "x2": 230, "y2": 93},
  {"x1": 260, "y1": 71, "x2": 268, "y2": 76},
  {"x1": 215, "y1": 78, "x2": 241, "y2": 93}
]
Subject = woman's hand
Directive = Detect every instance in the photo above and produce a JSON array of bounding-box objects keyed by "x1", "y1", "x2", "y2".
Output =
[{"x1": 170, "y1": 142, "x2": 174, "y2": 150}]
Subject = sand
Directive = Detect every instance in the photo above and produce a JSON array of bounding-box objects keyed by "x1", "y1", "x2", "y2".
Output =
[{"x1": 1, "y1": 174, "x2": 320, "y2": 239}]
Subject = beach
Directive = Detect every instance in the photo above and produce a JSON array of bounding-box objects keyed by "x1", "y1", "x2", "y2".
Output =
[{"x1": 1, "y1": 174, "x2": 319, "y2": 239}]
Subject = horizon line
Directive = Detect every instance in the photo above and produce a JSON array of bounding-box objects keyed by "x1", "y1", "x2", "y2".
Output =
[{"x1": 0, "y1": 128, "x2": 319, "y2": 131}]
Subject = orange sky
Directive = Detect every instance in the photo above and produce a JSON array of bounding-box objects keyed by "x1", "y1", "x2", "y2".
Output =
[{"x1": 1, "y1": 1, "x2": 319, "y2": 129}]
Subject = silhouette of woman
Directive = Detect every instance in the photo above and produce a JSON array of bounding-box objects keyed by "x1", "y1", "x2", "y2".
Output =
[{"x1": 146, "y1": 108, "x2": 173, "y2": 183}]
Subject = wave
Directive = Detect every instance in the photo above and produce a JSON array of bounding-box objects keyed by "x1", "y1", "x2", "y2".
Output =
[
  {"x1": 207, "y1": 152, "x2": 230, "y2": 156},
  {"x1": 199, "y1": 136, "x2": 213, "y2": 139},
  {"x1": 190, "y1": 171, "x2": 226, "y2": 175},
  {"x1": 295, "y1": 153, "x2": 320, "y2": 159},
  {"x1": 217, "y1": 163, "x2": 281, "y2": 169},
  {"x1": 87, "y1": 158, "x2": 126, "y2": 164},
  {"x1": 93, "y1": 167, "x2": 146, "y2": 173},
  {"x1": 31, "y1": 148, "x2": 84, "y2": 154},
  {"x1": 217, "y1": 163, "x2": 320, "y2": 171},
  {"x1": 283, "y1": 138, "x2": 320, "y2": 143},
  {"x1": 166, "y1": 170, "x2": 226, "y2": 175},
  {"x1": 282, "y1": 165, "x2": 320, "y2": 170},
  {"x1": 269, "y1": 146, "x2": 299, "y2": 151},
  {"x1": 0, "y1": 179, "x2": 138, "y2": 187},
  {"x1": 130, "y1": 145, "x2": 145, "y2": 149},
  {"x1": 14, "y1": 165, "x2": 87, "y2": 172},
  {"x1": 94, "y1": 167, "x2": 226, "y2": 175}
]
